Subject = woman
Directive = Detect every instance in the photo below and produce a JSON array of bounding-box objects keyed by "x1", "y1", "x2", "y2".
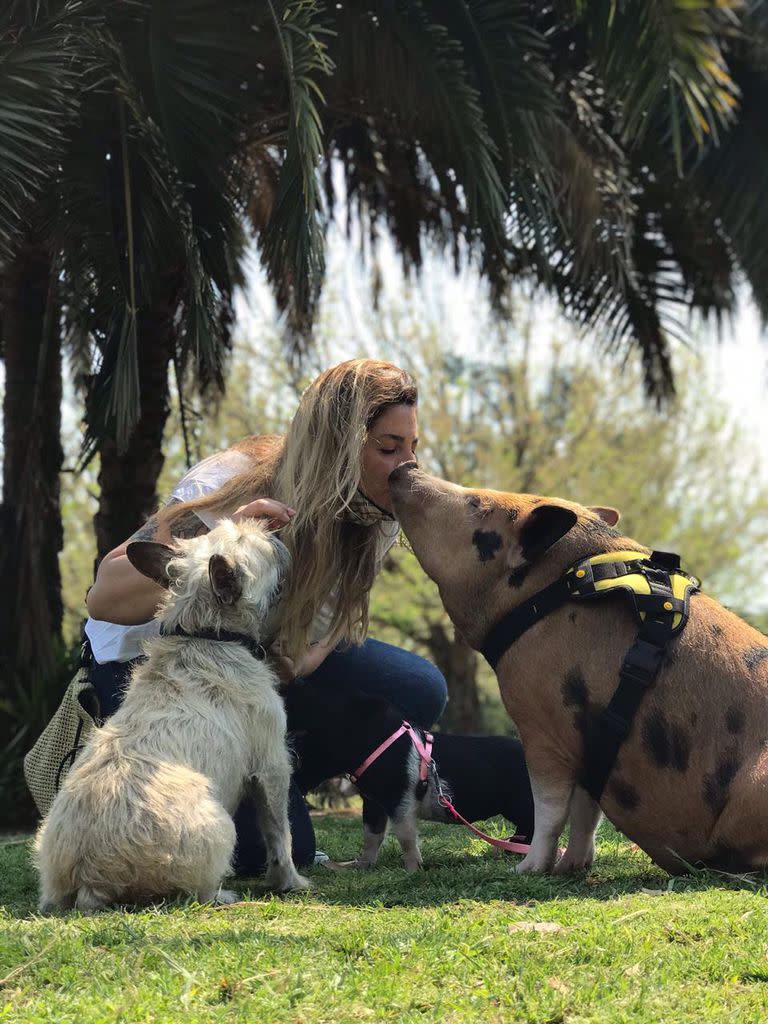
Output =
[{"x1": 85, "y1": 358, "x2": 448, "y2": 873}]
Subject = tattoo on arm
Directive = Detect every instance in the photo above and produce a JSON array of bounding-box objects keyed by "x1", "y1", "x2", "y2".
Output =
[
  {"x1": 169, "y1": 510, "x2": 209, "y2": 540},
  {"x1": 129, "y1": 515, "x2": 160, "y2": 543}
]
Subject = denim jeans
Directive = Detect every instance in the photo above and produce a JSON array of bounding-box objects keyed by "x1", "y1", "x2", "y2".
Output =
[{"x1": 89, "y1": 638, "x2": 448, "y2": 876}]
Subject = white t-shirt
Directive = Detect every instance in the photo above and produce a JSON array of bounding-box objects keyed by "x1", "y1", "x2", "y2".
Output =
[{"x1": 84, "y1": 449, "x2": 399, "y2": 663}]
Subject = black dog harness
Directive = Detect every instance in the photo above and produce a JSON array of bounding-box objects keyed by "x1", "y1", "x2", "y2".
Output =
[{"x1": 481, "y1": 550, "x2": 699, "y2": 801}]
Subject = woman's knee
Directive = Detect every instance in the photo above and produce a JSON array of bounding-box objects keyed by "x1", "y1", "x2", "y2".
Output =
[{"x1": 405, "y1": 658, "x2": 448, "y2": 728}]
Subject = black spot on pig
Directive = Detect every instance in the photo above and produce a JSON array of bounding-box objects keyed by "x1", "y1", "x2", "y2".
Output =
[
  {"x1": 562, "y1": 669, "x2": 588, "y2": 709},
  {"x1": 744, "y1": 646, "x2": 768, "y2": 671},
  {"x1": 671, "y1": 725, "x2": 691, "y2": 773},
  {"x1": 703, "y1": 746, "x2": 741, "y2": 817},
  {"x1": 610, "y1": 779, "x2": 640, "y2": 810},
  {"x1": 642, "y1": 710, "x2": 689, "y2": 772},
  {"x1": 508, "y1": 565, "x2": 530, "y2": 588},
  {"x1": 472, "y1": 529, "x2": 502, "y2": 563},
  {"x1": 725, "y1": 706, "x2": 745, "y2": 735}
]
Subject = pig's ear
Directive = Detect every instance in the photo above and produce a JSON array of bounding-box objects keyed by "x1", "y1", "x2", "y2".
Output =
[
  {"x1": 589, "y1": 505, "x2": 621, "y2": 526},
  {"x1": 507, "y1": 505, "x2": 578, "y2": 571},
  {"x1": 126, "y1": 541, "x2": 178, "y2": 587}
]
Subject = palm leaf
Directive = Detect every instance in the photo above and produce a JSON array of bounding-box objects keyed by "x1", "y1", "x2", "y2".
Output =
[
  {"x1": 0, "y1": 5, "x2": 85, "y2": 266},
  {"x1": 258, "y1": 0, "x2": 333, "y2": 352},
  {"x1": 574, "y1": 0, "x2": 742, "y2": 168}
]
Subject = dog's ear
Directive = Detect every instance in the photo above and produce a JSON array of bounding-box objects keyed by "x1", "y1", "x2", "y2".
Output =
[
  {"x1": 507, "y1": 504, "x2": 578, "y2": 572},
  {"x1": 589, "y1": 505, "x2": 621, "y2": 526},
  {"x1": 126, "y1": 541, "x2": 178, "y2": 587},
  {"x1": 208, "y1": 554, "x2": 242, "y2": 606}
]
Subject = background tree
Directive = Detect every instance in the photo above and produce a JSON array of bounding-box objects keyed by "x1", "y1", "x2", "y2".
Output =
[{"x1": 3, "y1": 0, "x2": 767, "y2": 692}]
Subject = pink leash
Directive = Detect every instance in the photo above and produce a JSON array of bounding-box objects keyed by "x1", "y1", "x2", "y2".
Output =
[
  {"x1": 350, "y1": 722, "x2": 432, "y2": 787},
  {"x1": 350, "y1": 721, "x2": 533, "y2": 857}
]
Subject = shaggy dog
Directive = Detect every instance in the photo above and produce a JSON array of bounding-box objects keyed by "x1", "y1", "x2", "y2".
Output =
[
  {"x1": 285, "y1": 679, "x2": 535, "y2": 870},
  {"x1": 389, "y1": 462, "x2": 768, "y2": 875},
  {"x1": 35, "y1": 519, "x2": 309, "y2": 912}
]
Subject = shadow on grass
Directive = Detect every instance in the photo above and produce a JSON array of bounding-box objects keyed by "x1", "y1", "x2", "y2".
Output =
[{"x1": 3, "y1": 816, "x2": 768, "y2": 920}]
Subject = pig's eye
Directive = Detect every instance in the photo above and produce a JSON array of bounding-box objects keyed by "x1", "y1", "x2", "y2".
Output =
[{"x1": 467, "y1": 496, "x2": 482, "y2": 509}]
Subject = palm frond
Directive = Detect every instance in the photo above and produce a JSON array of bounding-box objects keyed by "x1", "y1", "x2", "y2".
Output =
[
  {"x1": 59, "y1": 4, "x2": 258, "y2": 455},
  {"x1": 693, "y1": 53, "x2": 768, "y2": 319},
  {"x1": 258, "y1": 0, "x2": 333, "y2": 352},
  {"x1": 575, "y1": 0, "x2": 742, "y2": 168},
  {"x1": 0, "y1": 8, "x2": 83, "y2": 266}
]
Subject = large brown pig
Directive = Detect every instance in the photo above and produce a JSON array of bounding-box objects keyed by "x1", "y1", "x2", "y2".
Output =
[{"x1": 389, "y1": 462, "x2": 768, "y2": 875}]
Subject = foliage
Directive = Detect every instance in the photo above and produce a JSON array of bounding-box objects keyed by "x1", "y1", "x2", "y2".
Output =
[
  {"x1": 0, "y1": 639, "x2": 82, "y2": 829},
  {"x1": 2, "y1": 0, "x2": 768, "y2": 430}
]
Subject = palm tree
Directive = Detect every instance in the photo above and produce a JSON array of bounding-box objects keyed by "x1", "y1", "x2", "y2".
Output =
[{"x1": 1, "y1": 0, "x2": 765, "y2": 689}]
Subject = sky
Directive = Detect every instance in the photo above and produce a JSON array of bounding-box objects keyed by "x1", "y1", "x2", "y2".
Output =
[{"x1": 238, "y1": 222, "x2": 768, "y2": 467}]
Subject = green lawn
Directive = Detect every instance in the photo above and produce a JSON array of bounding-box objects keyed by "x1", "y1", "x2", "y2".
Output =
[{"x1": 3, "y1": 813, "x2": 768, "y2": 1023}]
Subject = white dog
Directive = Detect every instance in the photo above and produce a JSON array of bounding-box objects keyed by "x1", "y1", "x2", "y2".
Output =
[{"x1": 35, "y1": 518, "x2": 309, "y2": 912}]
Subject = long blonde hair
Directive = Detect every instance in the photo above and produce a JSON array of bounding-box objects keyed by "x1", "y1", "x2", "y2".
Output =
[{"x1": 157, "y1": 359, "x2": 417, "y2": 661}]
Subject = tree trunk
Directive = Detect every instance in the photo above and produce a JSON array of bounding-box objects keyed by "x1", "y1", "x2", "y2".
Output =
[
  {"x1": 93, "y1": 289, "x2": 179, "y2": 564},
  {"x1": 427, "y1": 621, "x2": 483, "y2": 733},
  {"x1": 0, "y1": 240, "x2": 64, "y2": 690}
]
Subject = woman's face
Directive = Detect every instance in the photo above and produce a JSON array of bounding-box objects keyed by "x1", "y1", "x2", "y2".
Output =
[{"x1": 359, "y1": 403, "x2": 419, "y2": 513}]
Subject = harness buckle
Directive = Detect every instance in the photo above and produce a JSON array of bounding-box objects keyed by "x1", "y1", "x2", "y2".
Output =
[{"x1": 619, "y1": 638, "x2": 664, "y2": 687}]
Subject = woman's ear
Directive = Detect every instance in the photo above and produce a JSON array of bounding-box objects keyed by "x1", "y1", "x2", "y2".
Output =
[
  {"x1": 507, "y1": 505, "x2": 578, "y2": 571},
  {"x1": 589, "y1": 505, "x2": 621, "y2": 526}
]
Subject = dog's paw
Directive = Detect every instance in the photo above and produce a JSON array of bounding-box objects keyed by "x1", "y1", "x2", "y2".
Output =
[
  {"x1": 265, "y1": 866, "x2": 311, "y2": 892},
  {"x1": 212, "y1": 889, "x2": 240, "y2": 905},
  {"x1": 402, "y1": 856, "x2": 424, "y2": 873}
]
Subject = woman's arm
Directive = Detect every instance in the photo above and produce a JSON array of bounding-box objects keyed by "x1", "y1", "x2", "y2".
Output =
[
  {"x1": 85, "y1": 511, "x2": 206, "y2": 625},
  {"x1": 86, "y1": 498, "x2": 296, "y2": 626}
]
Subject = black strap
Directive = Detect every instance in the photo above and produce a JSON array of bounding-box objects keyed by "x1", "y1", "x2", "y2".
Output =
[
  {"x1": 160, "y1": 625, "x2": 267, "y2": 661},
  {"x1": 581, "y1": 612, "x2": 673, "y2": 800},
  {"x1": 481, "y1": 576, "x2": 575, "y2": 669}
]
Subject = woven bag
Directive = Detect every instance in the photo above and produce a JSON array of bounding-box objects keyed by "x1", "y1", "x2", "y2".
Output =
[{"x1": 23, "y1": 667, "x2": 101, "y2": 816}]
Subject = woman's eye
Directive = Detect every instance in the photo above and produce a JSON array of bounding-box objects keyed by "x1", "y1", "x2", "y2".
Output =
[{"x1": 380, "y1": 449, "x2": 396, "y2": 456}]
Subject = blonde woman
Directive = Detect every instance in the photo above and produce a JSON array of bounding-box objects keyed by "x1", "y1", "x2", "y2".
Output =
[{"x1": 84, "y1": 359, "x2": 448, "y2": 873}]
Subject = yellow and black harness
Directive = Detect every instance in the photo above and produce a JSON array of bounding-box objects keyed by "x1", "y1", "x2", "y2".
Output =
[{"x1": 481, "y1": 550, "x2": 700, "y2": 801}]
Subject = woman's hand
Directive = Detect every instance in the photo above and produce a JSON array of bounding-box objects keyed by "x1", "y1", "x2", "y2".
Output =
[
  {"x1": 232, "y1": 498, "x2": 296, "y2": 531},
  {"x1": 270, "y1": 632, "x2": 338, "y2": 684}
]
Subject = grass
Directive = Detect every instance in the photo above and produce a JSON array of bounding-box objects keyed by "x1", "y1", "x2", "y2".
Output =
[{"x1": 3, "y1": 812, "x2": 768, "y2": 1023}]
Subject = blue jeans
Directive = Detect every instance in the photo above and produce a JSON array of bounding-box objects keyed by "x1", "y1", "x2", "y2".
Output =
[{"x1": 89, "y1": 638, "x2": 447, "y2": 876}]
